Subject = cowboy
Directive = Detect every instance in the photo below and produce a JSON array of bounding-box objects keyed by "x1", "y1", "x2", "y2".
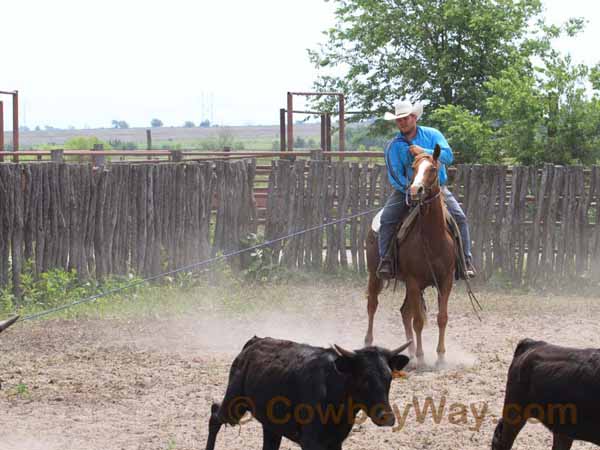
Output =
[{"x1": 377, "y1": 99, "x2": 476, "y2": 279}]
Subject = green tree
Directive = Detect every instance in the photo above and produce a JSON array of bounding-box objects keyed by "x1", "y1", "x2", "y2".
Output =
[
  {"x1": 183, "y1": 121, "x2": 195, "y2": 128},
  {"x1": 311, "y1": 0, "x2": 598, "y2": 165},
  {"x1": 151, "y1": 118, "x2": 163, "y2": 128},
  {"x1": 310, "y1": 0, "x2": 550, "y2": 115},
  {"x1": 111, "y1": 120, "x2": 129, "y2": 129},
  {"x1": 294, "y1": 136, "x2": 307, "y2": 148},
  {"x1": 428, "y1": 105, "x2": 496, "y2": 163},
  {"x1": 482, "y1": 53, "x2": 600, "y2": 165}
]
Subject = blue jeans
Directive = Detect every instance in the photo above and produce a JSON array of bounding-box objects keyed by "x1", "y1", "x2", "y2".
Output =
[
  {"x1": 378, "y1": 190, "x2": 409, "y2": 258},
  {"x1": 442, "y1": 186, "x2": 472, "y2": 261},
  {"x1": 378, "y1": 187, "x2": 472, "y2": 261}
]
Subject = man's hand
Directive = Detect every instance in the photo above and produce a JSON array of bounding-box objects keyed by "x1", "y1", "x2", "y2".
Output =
[{"x1": 409, "y1": 145, "x2": 425, "y2": 156}]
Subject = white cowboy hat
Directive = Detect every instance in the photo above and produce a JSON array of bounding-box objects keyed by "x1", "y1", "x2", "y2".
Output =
[{"x1": 383, "y1": 100, "x2": 424, "y2": 121}]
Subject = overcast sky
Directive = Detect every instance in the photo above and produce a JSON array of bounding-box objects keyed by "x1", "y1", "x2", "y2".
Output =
[{"x1": 1, "y1": 0, "x2": 598, "y2": 129}]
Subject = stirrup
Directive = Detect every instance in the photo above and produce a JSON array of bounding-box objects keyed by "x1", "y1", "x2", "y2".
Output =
[
  {"x1": 377, "y1": 258, "x2": 394, "y2": 280},
  {"x1": 465, "y1": 261, "x2": 477, "y2": 278}
]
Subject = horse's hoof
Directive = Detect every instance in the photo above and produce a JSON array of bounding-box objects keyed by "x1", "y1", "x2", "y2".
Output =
[
  {"x1": 405, "y1": 359, "x2": 418, "y2": 371},
  {"x1": 413, "y1": 356, "x2": 426, "y2": 371},
  {"x1": 435, "y1": 357, "x2": 448, "y2": 370}
]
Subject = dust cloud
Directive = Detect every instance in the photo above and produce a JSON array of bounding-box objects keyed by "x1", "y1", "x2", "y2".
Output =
[{"x1": 96, "y1": 284, "x2": 476, "y2": 370}]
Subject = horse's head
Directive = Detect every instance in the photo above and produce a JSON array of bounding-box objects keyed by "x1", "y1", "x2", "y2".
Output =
[{"x1": 409, "y1": 144, "x2": 441, "y2": 204}]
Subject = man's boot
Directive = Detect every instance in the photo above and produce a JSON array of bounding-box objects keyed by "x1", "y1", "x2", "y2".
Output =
[
  {"x1": 377, "y1": 255, "x2": 394, "y2": 280},
  {"x1": 465, "y1": 258, "x2": 476, "y2": 278}
]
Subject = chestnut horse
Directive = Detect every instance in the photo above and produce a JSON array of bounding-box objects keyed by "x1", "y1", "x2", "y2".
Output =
[{"x1": 364, "y1": 145, "x2": 456, "y2": 367}]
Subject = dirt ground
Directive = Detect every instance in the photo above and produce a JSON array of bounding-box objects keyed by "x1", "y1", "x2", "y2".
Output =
[{"x1": 1, "y1": 282, "x2": 599, "y2": 450}]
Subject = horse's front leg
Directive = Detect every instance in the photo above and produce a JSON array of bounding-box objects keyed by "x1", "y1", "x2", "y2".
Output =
[
  {"x1": 365, "y1": 272, "x2": 383, "y2": 346},
  {"x1": 436, "y1": 274, "x2": 453, "y2": 368},
  {"x1": 406, "y1": 279, "x2": 425, "y2": 368},
  {"x1": 400, "y1": 292, "x2": 415, "y2": 359}
]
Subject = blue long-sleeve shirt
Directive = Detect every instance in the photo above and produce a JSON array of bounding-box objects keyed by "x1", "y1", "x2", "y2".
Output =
[{"x1": 384, "y1": 125, "x2": 453, "y2": 193}]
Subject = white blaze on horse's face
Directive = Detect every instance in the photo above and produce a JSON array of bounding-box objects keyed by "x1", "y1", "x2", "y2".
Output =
[{"x1": 410, "y1": 159, "x2": 433, "y2": 201}]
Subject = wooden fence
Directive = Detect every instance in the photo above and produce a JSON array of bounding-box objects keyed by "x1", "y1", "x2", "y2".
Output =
[
  {"x1": 0, "y1": 160, "x2": 256, "y2": 301},
  {"x1": 1, "y1": 157, "x2": 599, "y2": 299},
  {"x1": 265, "y1": 160, "x2": 600, "y2": 287}
]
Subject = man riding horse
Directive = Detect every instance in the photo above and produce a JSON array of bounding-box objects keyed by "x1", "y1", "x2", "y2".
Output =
[{"x1": 377, "y1": 99, "x2": 476, "y2": 280}]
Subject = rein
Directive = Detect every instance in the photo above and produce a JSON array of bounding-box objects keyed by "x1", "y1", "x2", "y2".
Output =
[
  {"x1": 416, "y1": 186, "x2": 483, "y2": 321},
  {"x1": 415, "y1": 190, "x2": 443, "y2": 303},
  {"x1": 405, "y1": 185, "x2": 441, "y2": 206}
]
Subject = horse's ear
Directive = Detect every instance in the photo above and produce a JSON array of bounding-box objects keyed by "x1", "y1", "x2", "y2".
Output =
[{"x1": 433, "y1": 144, "x2": 441, "y2": 161}]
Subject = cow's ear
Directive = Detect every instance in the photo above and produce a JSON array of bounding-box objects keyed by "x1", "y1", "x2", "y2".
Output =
[
  {"x1": 334, "y1": 356, "x2": 354, "y2": 374},
  {"x1": 389, "y1": 354, "x2": 410, "y2": 371}
]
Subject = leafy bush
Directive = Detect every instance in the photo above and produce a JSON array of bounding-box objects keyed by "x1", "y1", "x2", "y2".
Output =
[
  {"x1": 0, "y1": 261, "x2": 144, "y2": 317},
  {"x1": 64, "y1": 136, "x2": 111, "y2": 150},
  {"x1": 109, "y1": 139, "x2": 138, "y2": 150}
]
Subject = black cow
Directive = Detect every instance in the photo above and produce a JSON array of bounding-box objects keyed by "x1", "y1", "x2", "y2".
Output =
[
  {"x1": 206, "y1": 336, "x2": 411, "y2": 450},
  {"x1": 0, "y1": 316, "x2": 18, "y2": 334},
  {"x1": 492, "y1": 338, "x2": 600, "y2": 450}
]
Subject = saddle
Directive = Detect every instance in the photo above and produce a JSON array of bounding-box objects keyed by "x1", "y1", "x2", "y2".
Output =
[{"x1": 371, "y1": 205, "x2": 468, "y2": 280}]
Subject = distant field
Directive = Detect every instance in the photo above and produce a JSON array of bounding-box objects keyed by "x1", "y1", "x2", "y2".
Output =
[{"x1": 9, "y1": 123, "x2": 323, "y2": 149}]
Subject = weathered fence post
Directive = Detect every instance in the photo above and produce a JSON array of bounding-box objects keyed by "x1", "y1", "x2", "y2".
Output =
[
  {"x1": 169, "y1": 150, "x2": 183, "y2": 162},
  {"x1": 12, "y1": 91, "x2": 19, "y2": 163},
  {"x1": 326, "y1": 113, "x2": 332, "y2": 152},
  {"x1": 310, "y1": 150, "x2": 323, "y2": 160},
  {"x1": 146, "y1": 129, "x2": 152, "y2": 150},
  {"x1": 280, "y1": 108, "x2": 286, "y2": 151},
  {"x1": 0, "y1": 100, "x2": 4, "y2": 160},
  {"x1": 51, "y1": 149, "x2": 64, "y2": 163},
  {"x1": 92, "y1": 143, "x2": 105, "y2": 167}
]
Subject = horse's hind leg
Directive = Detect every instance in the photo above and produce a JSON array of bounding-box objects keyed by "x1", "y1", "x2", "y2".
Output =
[
  {"x1": 365, "y1": 230, "x2": 383, "y2": 347},
  {"x1": 365, "y1": 272, "x2": 383, "y2": 346}
]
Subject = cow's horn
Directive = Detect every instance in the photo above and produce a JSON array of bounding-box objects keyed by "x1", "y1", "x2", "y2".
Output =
[
  {"x1": 332, "y1": 344, "x2": 356, "y2": 358},
  {"x1": 390, "y1": 341, "x2": 412, "y2": 355},
  {"x1": 0, "y1": 315, "x2": 19, "y2": 333}
]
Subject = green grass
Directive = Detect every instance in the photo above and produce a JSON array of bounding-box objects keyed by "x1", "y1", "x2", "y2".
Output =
[{"x1": 0, "y1": 260, "x2": 367, "y2": 324}]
